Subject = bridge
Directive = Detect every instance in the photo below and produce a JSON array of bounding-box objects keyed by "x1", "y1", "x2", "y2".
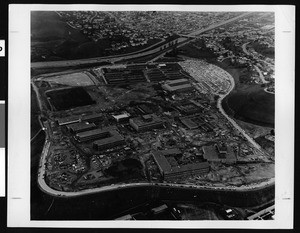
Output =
[
  {"x1": 178, "y1": 34, "x2": 205, "y2": 39},
  {"x1": 31, "y1": 12, "x2": 253, "y2": 69}
]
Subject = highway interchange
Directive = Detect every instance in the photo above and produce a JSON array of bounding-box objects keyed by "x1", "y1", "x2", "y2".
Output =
[{"x1": 31, "y1": 12, "x2": 252, "y2": 69}]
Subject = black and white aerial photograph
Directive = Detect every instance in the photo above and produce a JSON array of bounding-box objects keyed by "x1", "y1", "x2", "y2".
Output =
[
  {"x1": 8, "y1": 4, "x2": 294, "y2": 228},
  {"x1": 30, "y1": 9, "x2": 276, "y2": 221},
  {"x1": 7, "y1": 4, "x2": 295, "y2": 228}
]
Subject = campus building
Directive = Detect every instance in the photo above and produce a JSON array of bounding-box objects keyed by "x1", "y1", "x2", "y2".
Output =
[
  {"x1": 57, "y1": 115, "x2": 81, "y2": 126},
  {"x1": 75, "y1": 128, "x2": 111, "y2": 142},
  {"x1": 66, "y1": 122, "x2": 96, "y2": 134},
  {"x1": 81, "y1": 113, "x2": 103, "y2": 122},
  {"x1": 203, "y1": 144, "x2": 236, "y2": 164},
  {"x1": 152, "y1": 149, "x2": 210, "y2": 180},
  {"x1": 93, "y1": 130, "x2": 125, "y2": 151},
  {"x1": 112, "y1": 112, "x2": 131, "y2": 123},
  {"x1": 129, "y1": 114, "x2": 164, "y2": 132},
  {"x1": 162, "y1": 78, "x2": 193, "y2": 92},
  {"x1": 57, "y1": 113, "x2": 102, "y2": 126},
  {"x1": 179, "y1": 114, "x2": 215, "y2": 132}
]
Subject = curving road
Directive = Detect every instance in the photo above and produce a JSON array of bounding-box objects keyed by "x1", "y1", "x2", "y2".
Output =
[
  {"x1": 242, "y1": 42, "x2": 250, "y2": 55},
  {"x1": 242, "y1": 42, "x2": 268, "y2": 84},
  {"x1": 217, "y1": 77, "x2": 262, "y2": 151}
]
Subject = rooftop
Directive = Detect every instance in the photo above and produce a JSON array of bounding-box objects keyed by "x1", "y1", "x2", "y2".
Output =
[
  {"x1": 57, "y1": 115, "x2": 81, "y2": 126},
  {"x1": 162, "y1": 78, "x2": 193, "y2": 92},
  {"x1": 67, "y1": 122, "x2": 96, "y2": 133},
  {"x1": 130, "y1": 114, "x2": 164, "y2": 127},
  {"x1": 152, "y1": 149, "x2": 209, "y2": 175},
  {"x1": 93, "y1": 130, "x2": 124, "y2": 147},
  {"x1": 76, "y1": 126, "x2": 117, "y2": 139},
  {"x1": 112, "y1": 112, "x2": 130, "y2": 120}
]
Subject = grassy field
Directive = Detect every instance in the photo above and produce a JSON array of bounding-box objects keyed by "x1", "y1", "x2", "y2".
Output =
[
  {"x1": 210, "y1": 58, "x2": 274, "y2": 128},
  {"x1": 226, "y1": 85, "x2": 274, "y2": 127},
  {"x1": 43, "y1": 72, "x2": 95, "y2": 87}
]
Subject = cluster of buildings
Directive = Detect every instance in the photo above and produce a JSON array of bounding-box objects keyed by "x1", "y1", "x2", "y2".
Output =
[
  {"x1": 193, "y1": 12, "x2": 274, "y2": 88},
  {"x1": 56, "y1": 113, "x2": 126, "y2": 152},
  {"x1": 45, "y1": 55, "x2": 243, "y2": 188},
  {"x1": 56, "y1": 11, "x2": 154, "y2": 50},
  {"x1": 102, "y1": 66, "x2": 147, "y2": 85},
  {"x1": 203, "y1": 143, "x2": 236, "y2": 164},
  {"x1": 101, "y1": 63, "x2": 190, "y2": 86},
  {"x1": 129, "y1": 114, "x2": 165, "y2": 132},
  {"x1": 152, "y1": 149, "x2": 210, "y2": 180},
  {"x1": 179, "y1": 114, "x2": 214, "y2": 132},
  {"x1": 110, "y1": 11, "x2": 243, "y2": 39},
  {"x1": 175, "y1": 101, "x2": 202, "y2": 115},
  {"x1": 56, "y1": 11, "x2": 245, "y2": 52},
  {"x1": 145, "y1": 63, "x2": 187, "y2": 82}
]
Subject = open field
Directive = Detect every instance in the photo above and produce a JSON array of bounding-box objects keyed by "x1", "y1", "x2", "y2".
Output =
[
  {"x1": 225, "y1": 85, "x2": 274, "y2": 127},
  {"x1": 43, "y1": 72, "x2": 96, "y2": 87},
  {"x1": 46, "y1": 87, "x2": 96, "y2": 111}
]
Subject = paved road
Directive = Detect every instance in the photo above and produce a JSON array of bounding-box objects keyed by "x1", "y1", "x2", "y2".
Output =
[
  {"x1": 242, "y1": 42, "x2": 250, "y2": 55},
  {"x1": 31, "y1": 80, "x2": 45, "y2": 112},
  {"x1": 242, "y1": 42, "x2": 269, "y2": 84},
  {"x1": 216, "y1": 70, "x2": 262, "y2": 151},
  {"x1": 37, "y1": 136, "x2": 272, "y2": 197},
  {"x1": 253, "y1": 65, "x2": 268, "y2": 84},
  {"x1": 32, "y1": 12, "x2": 253, "y2": 69}
]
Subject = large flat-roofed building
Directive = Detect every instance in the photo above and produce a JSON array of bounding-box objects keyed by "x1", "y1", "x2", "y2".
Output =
[
  {"x1": 203, "y1": 144, "x2": 236, "y2": 164},
  {"x1": 162, "y1": 78, "x2": 193, "y2": 92},
  {"x1": 57, "y1": 115, "x2": 81, "y2": 126},
  {"x1": 93, "y1": 130, "x2": 125, "y2": 150},
  {"x1": 152, "y1": 149, "x2": 210, "y2": 180},
  {"x1": 179, "y1": 114, "x2": 215, "y2": 132},
  {"x1": 57, "y1": 113, "x2": 102, "y2": 126},
  {"x1": 129, "y1": 114, "x2": 164, "y2": 132},
  {"x1": 81, "y1": 113, "x2": 103, "y2": 122},
  {"x1": 180, "y1": 118, "x2": 198, "y2": 130},
  {"x1": 176, "y1": 101, "x2": 203, "y2": 115},
  {"x1": 75, "y1": 128, "x2": 111, "y2": 142},
  {"x1": 103, "y1": 68, "x2": 147, "y2": 85},
  {"x1": 66, "y1": 122, "x2": 96, "y2": 134},
  {"x1": 112, "y1": 112, "x2": 130, "y2": 123}
]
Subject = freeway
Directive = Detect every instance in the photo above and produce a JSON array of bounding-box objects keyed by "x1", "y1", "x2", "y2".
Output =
[{"x1": 31, "y1": 12, "x2": 253, "y2": 69}]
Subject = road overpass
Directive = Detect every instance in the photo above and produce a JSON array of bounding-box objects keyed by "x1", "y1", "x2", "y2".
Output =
[{"x1": 31, "y1": 12, "x2": 253, "y2": 69}]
